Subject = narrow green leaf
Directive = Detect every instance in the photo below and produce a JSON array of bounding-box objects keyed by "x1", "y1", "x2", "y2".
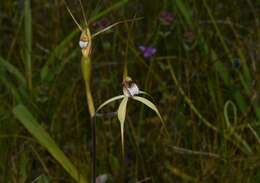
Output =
[
  {"x1": 24, "y1": 0, "x2": 32, "y2": 90},
  {"x1": 202, "y1": 0, "x2": 232, "y2": 60},
  {"x1": 0, "y1": 77, "x2": 22, "y2": 102},
  {"x1": 237, "y1": 49, "x2": 252, "y2": 84},
  {"x1": 97, "y1": 95, "x2": 124, "y2": 112},
  {"x1": 117, "y1": 97, "x2": 128, "y2": 155},
  {"x1": 0, "y1": 57, "x2": 26, "y2": 86},
  {"x1": 13, "y1": 105, "x2": 88, "y2": 183},
  {"x1": 224, "y1": 100, "x2": 237, "y2": 128},
  {"x1": 234, "y1": 91, "x2": 247, "y2": 112},
  {"x1": 175, "y1": 0, "x2": 193, "y2": 26},
  {"x1": 41, "y1": 30, "x2": 78, "y2": 82},
  {"x1": 224, "y1": 100, "x2": 252, "y2": 155},
  {"x1": 214, "y1": 61, "x2": 231, "y2": 86},
  {"x1": 89, "y1": 0, "x2": 128, "y2": 23},
  {"x1": 253, "y1": 103, "x2": 260, "y2": 121}
]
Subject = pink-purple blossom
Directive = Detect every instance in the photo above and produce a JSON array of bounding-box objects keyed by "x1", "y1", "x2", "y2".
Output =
[
  {"x1": 138, "y1": 46, "x2": 157, "y2": 59},
  {"x1": 92, "y1": 18, "x2": 110, "y2": 30},
  {"x1": 159, "y1": 11, "x2": 174, "y2": 25}
]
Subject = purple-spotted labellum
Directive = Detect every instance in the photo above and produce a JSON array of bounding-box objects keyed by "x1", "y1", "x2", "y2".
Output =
[
  {"x1": 159, "y1": 11, "x2": 174, "y2": 25},
  {"x1": 122, "y1": 77, "x2": 139, "y2": 97},
  {"x1": 138, "y1": 46, "x2": 157, "y2": 59}
]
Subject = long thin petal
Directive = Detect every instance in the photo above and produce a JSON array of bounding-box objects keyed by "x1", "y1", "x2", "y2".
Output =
[
  {"x1": 117, "y1": 97, "x2": 128, "y2": 156},
  {"x1": 133, "y1": 96, "x2": 170, "y2": 137},
  {"x1": 97, "y1": 95, "x2": 125, "y2": 112},
  {"x1": 132, "y1": 96, "x2": 162, "y2": 121}
]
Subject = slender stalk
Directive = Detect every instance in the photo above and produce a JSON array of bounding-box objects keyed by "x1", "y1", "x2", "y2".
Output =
[
  {"x1": 82, "y1": 56, "x2": 96, "y2": 183},
  {"x1": 91, "y1": 116, "x2": 96, "y2": 183},
  {"x1": 80, "y1": 26, "x2": 96, "y2": 182}
]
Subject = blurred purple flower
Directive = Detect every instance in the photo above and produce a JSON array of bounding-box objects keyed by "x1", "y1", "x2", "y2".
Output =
[
  {"x1": 92, "y1": 18, "x2": 110, "y2": 30},
  {"x1": 138, "y1": 46, "x2": 157, "y2": 59},
  {"x1": 159, "y1": 11, "x2": 174, "y2": 25},
  {"x1": 183, "y1": 31, "x2": 195, "y2": 43}
]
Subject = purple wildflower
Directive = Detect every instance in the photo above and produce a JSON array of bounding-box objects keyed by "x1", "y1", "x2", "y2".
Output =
[
  {"x1": 138, "y1": 46, "x2": 157, "y2": 59},
  {"x1": 92, "y1": 18, "x2": 110, "y2": 30},
  {"x1": 159, "y1": 11, "x2": 174, "y2": 25},
  {"x1": 183, "y1": 31, "x2": 195, "y2": 43}
]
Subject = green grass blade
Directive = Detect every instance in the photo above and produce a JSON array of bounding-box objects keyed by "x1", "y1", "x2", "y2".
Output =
[
  {"x1": 40, "y1": 30, "x2": 78, "y2": 82},
  {"x1": 89, "y1": 0, "x2": 128, "y2": 23},
  {"x1": 175, "y1": 0, "x2": 193, "y2": 26},
  {"x1": 202, "y1": 0, "x2": 232, "y2": 60},
  {"x1": 168, "y1": 62, "x2": 218, "y2": 132},
  {"x1": 166, "y1": 163, "x2": 198, "y2": 182},
  {"x1": 234, "y1": 91, "x2": 247, "y2": 112},
  {"x1": 24, "y1": 0, "x2": 32, "y2": 90},
  {"x1": 0, "y1": 77, "x2": 22, "y2": 102},
  {"x1": 224, "y1": 101, "x2": 252, "y2": 155},
  {"x1": 13, "y1": 105, "x2": 88, "y2": 183},
  {"x1": 0, "y1": 57, "x2": 26, "y2": 86},
  {"x1": 237, "y1": 49, "x2": 252, "y2": 83},
  {"x1": 224, "y1": 101, "x2": 237, "y2": 128},
  {"x1": 214, "y1": 61, "x2": 231, "y2": 86},
  {"x1": 117, "y1": 97, "x2": 128, "y2": 155},
  {"x1": 212, "y1": 50, "x2": 231, "y2": 85}
]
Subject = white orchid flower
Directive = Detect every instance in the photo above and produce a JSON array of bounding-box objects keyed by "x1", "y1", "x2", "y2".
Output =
[{"x1": 96, "y1": 76, "x2": 165, "y2": 155}]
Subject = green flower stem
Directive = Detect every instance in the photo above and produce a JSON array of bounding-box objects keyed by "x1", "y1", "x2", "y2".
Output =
[
  {"x1": 81, "y1": 56, "x2": 95, "y2": 117},
  {"x1": 81, "y1": 55, "x2": 96, "y2": 183}
]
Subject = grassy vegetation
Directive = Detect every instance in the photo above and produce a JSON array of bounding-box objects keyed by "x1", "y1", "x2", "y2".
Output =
[{"x1": 0, "y1": 0, "x2": 260, "y2": 182}]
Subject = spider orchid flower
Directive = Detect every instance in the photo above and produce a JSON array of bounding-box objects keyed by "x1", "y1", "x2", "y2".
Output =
[{"x1": 96, "y1": 76, "x2": 164, "y2": 155}]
